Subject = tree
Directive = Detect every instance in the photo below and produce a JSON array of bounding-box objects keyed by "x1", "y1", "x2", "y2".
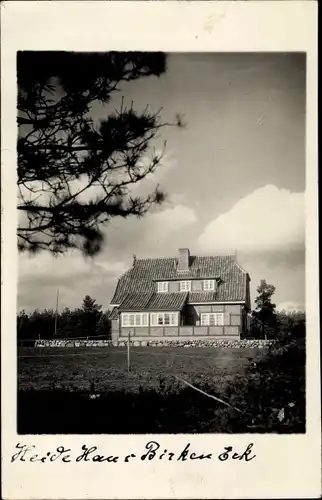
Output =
[
  {"x1": 252, "y1": 279, "x2": 277, "y2": 340},
  {"x1": 276, "y1": 310, "x2": 306, "y2": 345},
  {"x1": 17, "y1": 51, "x2": 183, "y2": 255},
  {"x1": 17, "y1": 300, "x2": 109, "y2": 342},
  {"x1": 20, "y1": 308, "x2": 56, "y2": 341},
  {"x1": 78, "y1": 295, "x2": 103, "y2": 338},
  {"x1": 17, "y1": 310, "x2": 31, "y2": 342},
  {"x1": 57, "y1": 306, "x2": 82, "y2": 339},
  {"x1": 97, "y1": 310, "x2": 111, "y2": 339}
]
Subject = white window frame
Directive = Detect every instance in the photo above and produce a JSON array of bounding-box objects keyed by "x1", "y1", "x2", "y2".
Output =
[
  {"x1": 150, "y1": 312, "x2": 178, "y2": 327},
  {"x1": 200, "y1": 313, "x2": 224, "y2": 326},
  {"x1": 122, "y1": 313, "x2": 148, "y2": 327},
  {"x1": 179, "y1": 280, "x2": 191, "y2": 292},
  {"x1": 203, "y1": 279, "x2": 215, "y2": 291},
  {"x1": 157, "y1": 281, "x2": 169, "y2": 293}
]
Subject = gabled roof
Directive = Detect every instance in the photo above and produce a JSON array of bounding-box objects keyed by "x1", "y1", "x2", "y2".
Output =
[{"x1": 111, "y1": 254, "x2": 249, "y2": 307}]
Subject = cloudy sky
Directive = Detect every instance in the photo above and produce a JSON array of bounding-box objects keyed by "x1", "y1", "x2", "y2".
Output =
[{"x1": 18, "y1": 52, "x2": 306, "y2": 313}]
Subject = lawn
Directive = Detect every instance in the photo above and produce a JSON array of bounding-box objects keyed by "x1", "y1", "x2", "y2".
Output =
[{"x1": 17, "y1": 345, "x2": 305, "y2": 434}]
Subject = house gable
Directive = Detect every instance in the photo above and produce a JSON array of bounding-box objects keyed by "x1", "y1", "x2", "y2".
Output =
[
  {"x1": 109, "y1": 250, "x2": 251, "y2": 341},
  {"x1": 111, "y1": 250, "x2": 249, "y2": 308}
]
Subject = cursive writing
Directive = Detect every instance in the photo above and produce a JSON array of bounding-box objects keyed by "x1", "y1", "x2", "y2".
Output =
[
  {"x1": 141, "y1": 441, "x2": 212, "y2": 461},
  {"x1": 11, "y1": 441, "x2": 256, "y2": 464},
  {"x1": 218, "y1": 443, "x2": 256, "y2": 462},
  {"x1": 11, "y1": 443, "x2": 120, "y2": 464},
  {"x1": 76, "y1": 445, "x2": 119, "y2": 462},
  {"x1": 11, "y1": 444, "x2": 72, "y2": 463}
]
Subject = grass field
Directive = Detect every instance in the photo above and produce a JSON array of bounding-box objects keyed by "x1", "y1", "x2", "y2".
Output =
[
  {"x1": 17, "y1": 345, "x2": 305, "y2": 434},
  {"x1": 18, "y1": 346, "x2": 264, "y2": 392}
]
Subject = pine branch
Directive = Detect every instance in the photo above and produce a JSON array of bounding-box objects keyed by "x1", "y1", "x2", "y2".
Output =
[{"x1": 17, "y1": 51, "x2": 183, "y2": 256}]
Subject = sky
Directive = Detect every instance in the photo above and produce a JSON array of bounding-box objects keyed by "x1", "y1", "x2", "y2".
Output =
[{"x1": 18, "y1": 52, "x2": 306, "y2": 313}]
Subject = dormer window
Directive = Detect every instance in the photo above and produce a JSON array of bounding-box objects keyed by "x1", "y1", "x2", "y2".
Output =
[
  {"x1": 157, "y1": 281, "x2": 168, "y2": 293},
  {"x1": 203, "y1": 279, "x2": 215, "y2": 291},
  {"x1": 180, "y1": 280, "x2": 191, "y2": 292}
]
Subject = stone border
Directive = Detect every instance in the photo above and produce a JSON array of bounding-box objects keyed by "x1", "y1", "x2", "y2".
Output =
[{"x1": 34, "y1": 339, "x2": 274, "y2": 348}]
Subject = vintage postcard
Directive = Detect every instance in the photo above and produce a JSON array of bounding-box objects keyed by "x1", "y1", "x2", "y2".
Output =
[{"x1": 1, "y1": 1, "x2": 320, "y2": 499}]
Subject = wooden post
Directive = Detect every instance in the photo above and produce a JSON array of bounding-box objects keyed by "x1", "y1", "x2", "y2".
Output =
[
  {"x1": 54, "y1": 288, "x2": 59, "y2": 337},
  {"x1": 127, "y1": 330, "x2": 131, "y2": 373}
]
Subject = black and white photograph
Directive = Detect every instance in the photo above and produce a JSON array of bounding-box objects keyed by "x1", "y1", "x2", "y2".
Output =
[
  {"x1": 17, "y1": 50, "x2": 307, "y2": 434},
  {"x1": 1, "y1": 2, "x2": 320, "y2": 499}
]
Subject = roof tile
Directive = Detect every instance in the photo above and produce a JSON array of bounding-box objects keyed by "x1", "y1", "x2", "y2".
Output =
[
  {"x1": 111, "y1": 254, "x2": 247, "y2": 306},
  {"x1": 119, "y1": 292, "x2": 188, "y2": 311},
  {"x1": 119, "y1": 292, "x2": 153, "y2": 311},
  {"x1": 146, "y1": 292, "x2": 188, "y2": 311},
  {"x1": 188, "y1": 291, "x2": 218, "y2": 303}
]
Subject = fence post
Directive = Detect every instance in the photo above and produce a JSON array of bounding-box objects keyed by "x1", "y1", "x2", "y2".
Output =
[{"x1": 127, "y1": 330, "x2": 131, "y2": 372}]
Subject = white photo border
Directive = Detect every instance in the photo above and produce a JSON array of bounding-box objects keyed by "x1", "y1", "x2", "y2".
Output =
[{"x1": 1, "y1": 2, "x2": 319, "y2": 499}]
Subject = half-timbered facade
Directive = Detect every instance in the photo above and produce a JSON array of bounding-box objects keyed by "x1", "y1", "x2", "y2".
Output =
[{"x1": 109, "y1": 248, "x2": 251, "y2": 342}]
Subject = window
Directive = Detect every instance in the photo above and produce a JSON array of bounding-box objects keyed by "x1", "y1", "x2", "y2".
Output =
[
  {"x1": 200, "y1": 313, "x2": 224, "y2": 326},
  {"x1": 203, "y1": 279, "x2": 215, "y2": 291},
  {"x1": 157, "y1": 281, "x2": 168, "y2": 293},
  {"x1": 122, "y1": 313, "x2": 148, "y2": 327},
  {"x1": 150, "y1": 312, "x2": 178, "y2": 326},
  {"x1": 180, "y1": 280, "x2": 191, "y2": 292}
]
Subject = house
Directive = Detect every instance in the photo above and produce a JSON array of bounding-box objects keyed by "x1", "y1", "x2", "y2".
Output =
[{"x1": 109, "y1": 248, "x2": 251, "y2": 342}]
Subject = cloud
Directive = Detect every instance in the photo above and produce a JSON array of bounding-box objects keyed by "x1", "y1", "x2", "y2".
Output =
[
  {"x1": 277, "y1": 301, "x2": 304, "y2": 313},
  {"x1": 18, "y1": 203, "x2": 197, "y2": 311},
  {"x1": 19, "y1": 251, "x2": 125, "y2": 281},
  {"x1": 18, "y1": 147, "x2": 176, "y2": 228},
  {"x1": 18, "y1": 252, "x2": 126, "y2": 311},
  {"x1": 17, "y1": 143, "x2": 193, "y2": 311},
  {"x1": 149, "y1": 204, "x2": 197, "y2": 234},
  {"x1": 198, "y1": 185, "x2": 304, "y2": 254},
  {"x1": 118, "y1": 147, "x2": 177, "y2": 200},
  {"x1": 103, "y1": 203, "x2": 197, "y2": 254}
]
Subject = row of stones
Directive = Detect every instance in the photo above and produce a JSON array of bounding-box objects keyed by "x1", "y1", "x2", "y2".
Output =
[{"x1": 35, "y1": 339, "x2": 274, "y2": 348}]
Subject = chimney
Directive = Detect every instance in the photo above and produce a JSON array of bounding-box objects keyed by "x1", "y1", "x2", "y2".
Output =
[{"x1": 177, "y1": 248, "x2": 190, "y2": 272}]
